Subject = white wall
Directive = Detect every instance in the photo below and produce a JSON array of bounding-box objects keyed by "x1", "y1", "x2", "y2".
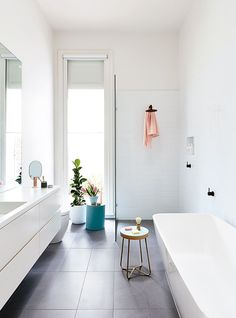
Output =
[
  {"x1": 55, "y1": 31, "x2": 179, "y2": 90},
  {"x1": 116, "y1": 90, "x2": 180, "y2": 219},
  {"x1": 179, "y1": 0, "x2": 236, "y2": 225},
  {"x1": 0, "y1": 0, "x2": 54, "y2": 186},
  {"x1": 55, "y1": 31, "x2": 180, "y2": 219}
]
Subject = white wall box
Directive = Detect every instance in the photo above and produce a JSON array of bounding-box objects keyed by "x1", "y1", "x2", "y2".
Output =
[{"x1": 186, "y1": 136, "x2": 195, "y2": 155}]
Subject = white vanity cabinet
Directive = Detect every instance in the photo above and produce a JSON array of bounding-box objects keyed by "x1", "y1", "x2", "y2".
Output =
[
  {"x1": 0, "y1": 187, "x2": 60, "y2": 309},
  {"x1": 39, "y1": 192, "x2": 60, "y2": 254},
  {"x1": 0, "y1": 204, "x2": 40, "y2": 271}
]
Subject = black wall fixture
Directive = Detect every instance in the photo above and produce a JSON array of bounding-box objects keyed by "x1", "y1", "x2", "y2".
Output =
[
  {"x1": 186, "y1": 162, "x2": 191, "y2": 168},
  {"x1": 207, "y1": 188, "x2": 215, "y2": 196}
]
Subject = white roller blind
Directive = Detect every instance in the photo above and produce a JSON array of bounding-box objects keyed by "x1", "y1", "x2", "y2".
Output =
[{"x1": 67, "y1": 60, "x2": 104, "y2": 89}]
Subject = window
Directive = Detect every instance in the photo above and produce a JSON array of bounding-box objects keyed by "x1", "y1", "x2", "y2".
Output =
[{"x1": 64, "y1": 56, "x2": 114, "y2": 216}]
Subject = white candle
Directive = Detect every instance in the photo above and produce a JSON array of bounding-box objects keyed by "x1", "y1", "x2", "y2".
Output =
[{"x1": 136, "y1": 216, "x2": 142, "y2": 225}]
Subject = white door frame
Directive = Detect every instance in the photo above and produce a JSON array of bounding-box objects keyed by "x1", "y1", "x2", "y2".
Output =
[{"x1": 55, "y1": 50, "x2": 115, "y2": 216}]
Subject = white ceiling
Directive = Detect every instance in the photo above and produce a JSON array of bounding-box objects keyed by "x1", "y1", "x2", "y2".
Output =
[{"x1": 36, "y1": 0, "x2": 193, "y2": 32}]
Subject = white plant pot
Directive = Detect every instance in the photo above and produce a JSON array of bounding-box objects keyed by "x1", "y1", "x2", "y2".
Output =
[
  {"x1": 70, "y1": 205, "x2": 86, "y2": 224},
  {"x1": 89, "y1": 195, "x2": 99, "y2": 205}
]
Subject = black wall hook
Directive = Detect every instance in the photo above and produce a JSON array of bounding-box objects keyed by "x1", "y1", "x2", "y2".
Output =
[
  {"x1": 146, "y1": 105, "x2": 157, "y2": 112},
  {"x1": 207, "y1": 188, "x2": 215, "y2": 196},
  {"x1": 186, "y1": 162, "x2": 191, "y2": 168}
]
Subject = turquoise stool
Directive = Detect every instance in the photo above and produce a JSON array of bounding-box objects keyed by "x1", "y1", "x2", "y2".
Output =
[{"x1": 86, "y1": 205, "x2": 105, "y2": 231}]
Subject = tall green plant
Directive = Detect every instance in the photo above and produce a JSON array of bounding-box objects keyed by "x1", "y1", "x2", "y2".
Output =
[{"x1": 70, "y1": 159, "x2": 87, "y2": 207}]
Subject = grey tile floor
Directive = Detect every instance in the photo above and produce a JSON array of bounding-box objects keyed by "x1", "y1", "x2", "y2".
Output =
[{"x1": 0, "y1": 220, "x2": 179, "y2": 318}]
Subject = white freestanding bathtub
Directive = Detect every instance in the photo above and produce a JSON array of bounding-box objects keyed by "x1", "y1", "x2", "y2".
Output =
[{"x1": 153, "y1": 213, "x2": 236, "y2": 318}]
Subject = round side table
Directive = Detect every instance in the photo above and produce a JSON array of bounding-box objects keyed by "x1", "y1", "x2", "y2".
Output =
[{"x1": 120, "y1": 226, "x2": 151, "y2": 280}]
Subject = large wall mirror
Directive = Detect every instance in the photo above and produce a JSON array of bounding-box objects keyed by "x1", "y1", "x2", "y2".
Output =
[{"x1": 0, "y1": 43, "x2": 22, "y2": 186}]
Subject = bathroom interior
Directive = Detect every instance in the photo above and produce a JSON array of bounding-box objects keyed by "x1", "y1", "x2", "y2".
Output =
[{"x1": 0, "y1": 0, "x2": 235, "y2": 317}]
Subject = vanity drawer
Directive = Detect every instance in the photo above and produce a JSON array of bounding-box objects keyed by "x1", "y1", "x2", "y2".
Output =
[
  {"x1": 0, "y1": 205, "x2": 39, "y2": 271},
  {"x1": 0, "y1": 233, "x2": 39, "y2": 310},
  {"x1": 39, "y1": 212, "x2": 60, "y2": 255},
  {"x1": 39, "y1": 193, "x2": 60, "y2": 228}
]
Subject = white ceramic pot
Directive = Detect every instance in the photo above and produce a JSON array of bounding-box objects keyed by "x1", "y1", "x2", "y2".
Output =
[
  {"x1": 89, "y1": 195, "x2": 99, "y2": 205},
  {"x1": 70, "y1": 205, "x2": 86, "y2": 224}
]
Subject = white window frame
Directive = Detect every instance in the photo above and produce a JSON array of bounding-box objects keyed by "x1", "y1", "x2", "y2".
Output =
[
  {"x1": 55, "y1": 50, "x2": 115, "y2": 216},
  {"x1": 0, "y1": 59, "x2": 6, "y2": 183}
]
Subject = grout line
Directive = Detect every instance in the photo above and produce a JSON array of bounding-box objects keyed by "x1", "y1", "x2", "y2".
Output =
[
  {"x1": 85, "y1": 248, "x2": 93, "y2": 272},
  {"x1": 75, "y1": 271, "x2": 87, "y2": 312},
  {"x1": 75, "y1": 248, "x2": 93, "y2": 312}
]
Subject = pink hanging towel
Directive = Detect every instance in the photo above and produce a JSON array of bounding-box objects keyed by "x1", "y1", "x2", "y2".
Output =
[{"x1": 143, "y1": 111, "x2": 159, "y2": 147}]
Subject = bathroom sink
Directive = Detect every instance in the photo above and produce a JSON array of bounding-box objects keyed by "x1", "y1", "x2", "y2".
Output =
[{"x1": 0, "y1": 202, "x2": 27, "y2": 215}]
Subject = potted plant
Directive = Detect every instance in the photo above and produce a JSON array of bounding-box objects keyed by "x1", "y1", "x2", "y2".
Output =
[
  {"x1": 82, "y1": 182, "x2": 100, "y2": 205},
  {"x1": 15, "y1": 167, "x2": 22, "y2": 184},
  {"x1": 70, "y1": 159, "x2": 87, "y2": 224}
]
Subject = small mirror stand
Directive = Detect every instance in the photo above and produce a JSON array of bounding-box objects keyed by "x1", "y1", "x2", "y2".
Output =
[{"x1": 29, "y1": 161, "x2": 42, "y2": 188}]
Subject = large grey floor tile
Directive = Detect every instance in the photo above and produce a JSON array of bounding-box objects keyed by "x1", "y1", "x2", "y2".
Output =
[
  {"x1": 78, "y1": 272, "x2": 114, "y2": 309},
  {"x1": 32, "y1": 248, "x2": 68, "y2": 272},
  {"x1": 150, "y1": 271, "x2": 170, "y2": 292},
  {"x1": 114, "y1": 249, "x2": 122, "y2": 271},
  {"x1": 89, "y1": 231, "x2": 118, "y2": 249},
  {"x1": 69, "y1": 223, "x2": 86, "y2": 234},
  {"x1": 76, "y1": 310, "x2": 113, "y2": 318},
  {"x1": 7, "y1": 272, "x2": 86, "y2": 310},
  {"x1": 51, "y1": 232, "x2": 77, "y2": 249},
  {"x1": 114, "y1": 270, "x2": 175, "y2": 310},
  {"x1": 59, "y1": 249, "x2": 91, "y2": 271},
  {"x1": 88, "y1": 249, "x2": 115, "y2": 271},
  {"x1": 114, "y1": 272, "x2": 149, "y2": 309},
  {"x1": 0, "y1": 310, "x2": 18, "y2": 318},
  {"x1": 72, "y1": 233, "x2": 94, "y2": 248},
  {"x1": 133, "y1": 275, "x2": 175, "y2": 309},
  {"x1": 148, "y1": 247, "x2": 165, "y2": 271},
  {"x1": 114, "y1": 309, "x2": 150, "y2": 318},
  {"x1": 0, "y1": 310, "x2": 23, "y2": 318},
  {"x1": 72, "y1": 230, "x2": 118, "y2": 249},
  {"x1": 150, "y1": 308, "x2": 179, "y2": 318},
  {"x1": 4, "y1": 271, "x2": 43, "y2": 309},
  {"x1": 0, "y1": 310, "x2": 76, "y2": 318}
]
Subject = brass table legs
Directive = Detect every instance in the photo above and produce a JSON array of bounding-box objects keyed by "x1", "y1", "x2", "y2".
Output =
[{"x1": 120, "y1": 238, "x2": 151, "y2": 280}]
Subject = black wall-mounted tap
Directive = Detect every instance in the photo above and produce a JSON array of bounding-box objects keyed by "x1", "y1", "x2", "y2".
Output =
[
  {"x1": 186, "y1": 162, "x2": 191, "y2": 168},
  {"x1": 207, "y1": 188, "x2": 215, "y2": 196}
]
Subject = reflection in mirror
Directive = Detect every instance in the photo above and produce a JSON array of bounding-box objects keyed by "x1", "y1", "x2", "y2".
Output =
[
  {"x1": 0, "y1": 43, "x2": 22, "y2": 186},
  {"x1": 29, "y1": 160, "x2": 42, "y2": 179},
  {"x1": 29, "y1": 161, "x2": 42, "y2": 188}
]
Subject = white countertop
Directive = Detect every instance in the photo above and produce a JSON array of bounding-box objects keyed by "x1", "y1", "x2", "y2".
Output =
[{"x1": 0, "y1": 186, "x2": 60, "y2": 229}]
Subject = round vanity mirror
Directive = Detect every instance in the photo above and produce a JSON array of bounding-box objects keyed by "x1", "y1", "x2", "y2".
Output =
[{"x1": 29, "y1": 160, "x2": 42, "y2": 180}]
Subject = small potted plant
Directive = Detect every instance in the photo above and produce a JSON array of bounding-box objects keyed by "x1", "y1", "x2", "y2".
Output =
[
  {"x1": 15, "y1": 167, "x2": 22, "y2": 184},
  {"x1": 82, "y1": 182, "x2": 100, "y2": 205},
  {"x1": 70, "y1": 159, "x2": 87, "y2": 224}
]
